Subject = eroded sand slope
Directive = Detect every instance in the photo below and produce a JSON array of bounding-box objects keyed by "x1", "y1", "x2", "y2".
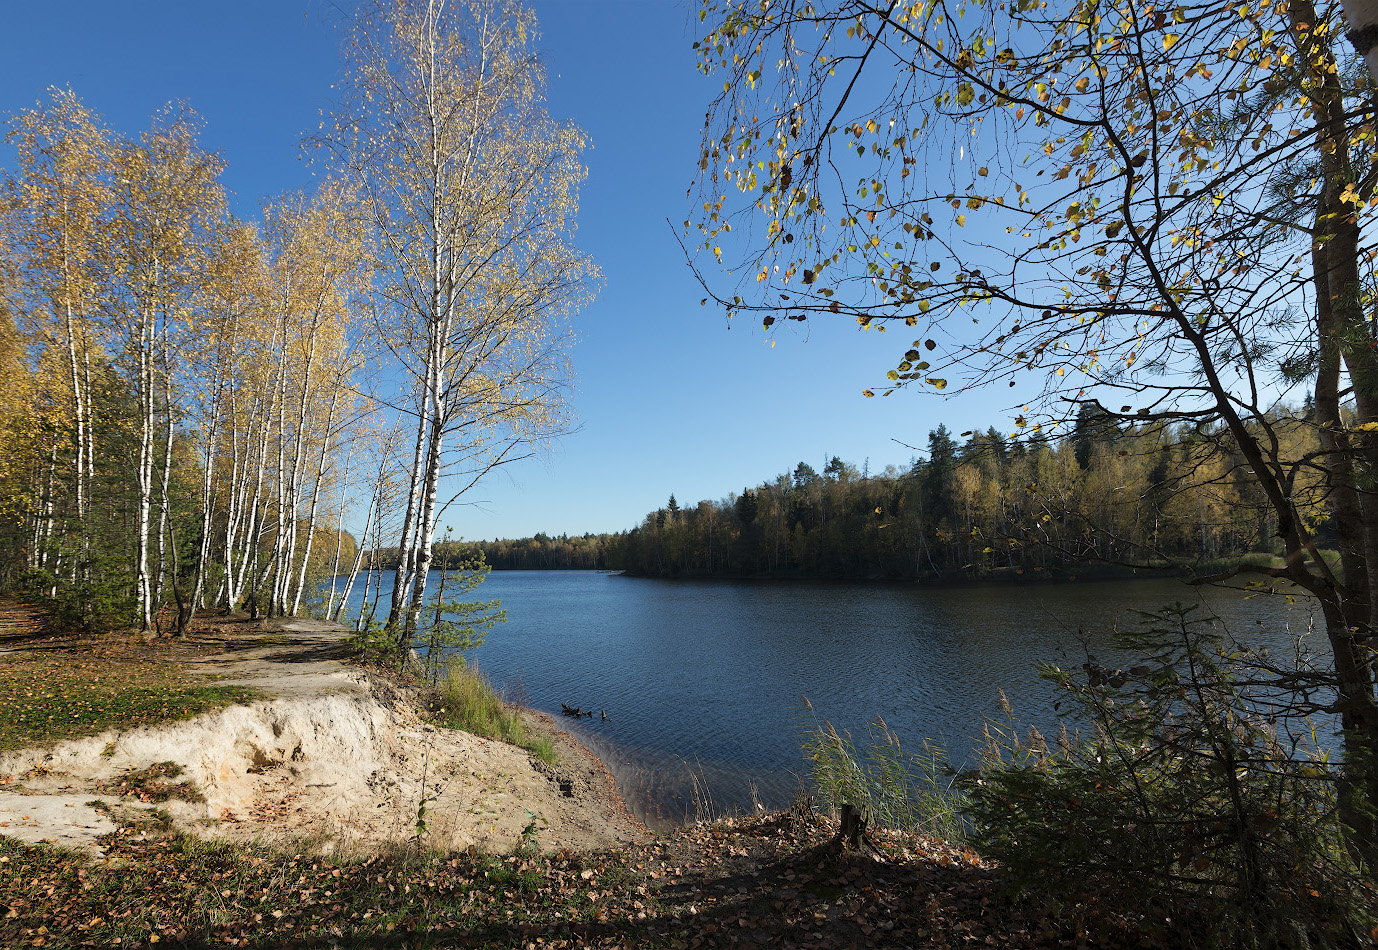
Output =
[{"x1": 0, "y1": 619, "x2": 647, "y2": 855}]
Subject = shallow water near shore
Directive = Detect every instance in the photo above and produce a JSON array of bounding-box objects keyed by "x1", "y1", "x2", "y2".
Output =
[{"x1": 336, "y1": 571, "x2": 1324, "y2": 831}]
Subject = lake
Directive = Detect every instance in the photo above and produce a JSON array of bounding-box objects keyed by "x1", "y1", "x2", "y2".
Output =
[{"x1": 335, "y1": 571, "x2": 1325, "y2": 830}]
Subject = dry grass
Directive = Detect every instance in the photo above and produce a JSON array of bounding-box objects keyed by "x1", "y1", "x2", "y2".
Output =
[{"x1": 429, "y1": 664, "x2": 557, "y2": 764}]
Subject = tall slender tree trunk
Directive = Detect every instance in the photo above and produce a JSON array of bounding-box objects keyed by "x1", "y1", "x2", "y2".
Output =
[
  {"x1": 191, "y1": 375, "x2": 225, "y2": 613},
  {"x1": 267, "y1": 315, "x2": 292, "y2": 617},
  {"x1": 289, "y1": 383, "x2": 339, "y2": 616},
  {"x1": 332, "y1": 475, "x2": 377, "y2": 624},
  {"x1": 62, "y1": 304, "x2": 88, "y2": 533},
  {"x1": 324, "y1": 439, "x2": 355, "y2": 620},
  {"x1": 403, "y1": 411, "x2": 446, "y2": 641},
  {"x1": 153, "y1": 334, "x2": 176, "y2": 613},
  {"x1": 133, "y1": 292, "x2": 159, "y2": 632},
  {"x1": 1292, "y1": 0, "x2": 1378, "y2": 866},
  {"x1": 390, "y1": 372, "x2": 432, "y2": 627}
]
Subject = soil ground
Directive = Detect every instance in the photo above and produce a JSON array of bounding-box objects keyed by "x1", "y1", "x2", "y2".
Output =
[{"x1": 0, "y1": 607, "x2": 647, "y2": 857}]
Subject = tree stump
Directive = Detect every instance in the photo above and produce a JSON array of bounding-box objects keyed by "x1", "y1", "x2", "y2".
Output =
[{"x1": 837, "y1": 803, "x2": 868, "y2": 851}]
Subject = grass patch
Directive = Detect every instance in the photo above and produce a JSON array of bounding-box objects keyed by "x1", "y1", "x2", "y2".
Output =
[
  {"x1": 800, "y1": 700, "x2": 970, "y2": 843},
  {"x1": 429, "y1": 664, "x2": 557, "y2": 765},
  {"x1": 0, "y1": 643, "x2": 260, "y2": 751}
]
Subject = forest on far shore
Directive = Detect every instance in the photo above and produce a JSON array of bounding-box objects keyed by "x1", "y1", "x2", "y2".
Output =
[{"x1": 405, "y1": 407, "x2": 1324, "y2": 582}]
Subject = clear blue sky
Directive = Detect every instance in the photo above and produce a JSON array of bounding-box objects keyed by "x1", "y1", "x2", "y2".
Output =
[{"x1": 0, "y1": 1, "x2": 1029, "y2": 540}]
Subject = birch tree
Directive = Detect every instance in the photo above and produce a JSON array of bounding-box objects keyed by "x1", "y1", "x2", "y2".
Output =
[
  {"x1": 4, "y1": 90, "x2": 110, "y2": 573},
  {"x1": 1343, "y1": 0, "x2": 1378, "y2": 77},
  {"x1": 258, "y1": 183, "x2": 369, "y2": 617},
  {"x1": 330, "y1": 0, "x2": 597, "y2": 643},
  {"x1": 105, "y1": 108, "x2": 226, "y2": 630}
]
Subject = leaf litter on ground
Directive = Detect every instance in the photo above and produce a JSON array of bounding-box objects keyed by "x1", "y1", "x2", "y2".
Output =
[{"x1": 1, "y1": 798, "x2": 1193, "y2": 949}]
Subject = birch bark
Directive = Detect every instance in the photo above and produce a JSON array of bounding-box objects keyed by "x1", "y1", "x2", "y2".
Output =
[{"x1": 331, "y1": 0, "x2": 594, "y2": 650}]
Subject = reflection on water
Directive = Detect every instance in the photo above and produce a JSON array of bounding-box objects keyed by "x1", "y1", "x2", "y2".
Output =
[{"x1": 337, "y1": 571, "x2": 1323, "y2": 830}]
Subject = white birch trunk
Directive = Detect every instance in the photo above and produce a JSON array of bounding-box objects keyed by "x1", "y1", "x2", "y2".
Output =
[
  {"x1": 233, "y1": 394, "x2": 275, "y2": 610},
  {"x1": 62, "y1": 304, "x2": 87, "y2": 529},
  {"x1": 153, "y1": 334, "x2": 175, "y2": 605},
  {"x1": 192, "y1": 374, "x2": 225, "y2": 611},
  {"x1": 288, "y1": 381, "x2": 339, "y2": 616},
  {"x1": 266, "y1": 310, "x2": 291, "y2": 616},
  {"x1": 224, "y1": 394, "x2": 256, "y2": 606},
  {"x1": 324, "y1": 437, "x2": 356, "y2": 620},
  {"x1": 280, "y1": 321, "x2": 322, "y2": 614},
  {"x1": 332, "y1": 476, "x2": 377, "y2": 624},
  {"x1": 1343, "y1": 0, "x2": 1378, "y2": 79},
  {"x1": 135, "y1": 309, "x2": 156, "y2": 631},
  {"x1": 390, "y1": 380, "x2": 431, "y2": 623}
]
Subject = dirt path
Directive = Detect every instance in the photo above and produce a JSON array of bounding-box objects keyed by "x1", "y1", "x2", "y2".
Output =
[
  {"x1": 0, "y1": 600, "x2": 43, "y2": 655},
  {"x1": 0, "y1": 612, "x2": 648, "y2": 856}
]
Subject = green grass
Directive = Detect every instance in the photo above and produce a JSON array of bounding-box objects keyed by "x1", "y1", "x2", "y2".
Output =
[
  {"x1": 430, "y1": 664, "x2": 557, "y2": 765},
  {"x1": 0, "y1": 645, "x2": 261, "y2": 751}
]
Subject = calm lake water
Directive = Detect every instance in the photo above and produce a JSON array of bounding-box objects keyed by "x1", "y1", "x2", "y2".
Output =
[{"x1": 336, "y1": 571, "x2": 1325, "y2": 830}]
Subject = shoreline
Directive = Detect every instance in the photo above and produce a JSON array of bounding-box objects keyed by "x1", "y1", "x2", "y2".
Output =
[
  {"x1": 611, "y1": 558, "x2": 1296, "y2": 587},
  {"x1": 0, "y1": 615, "x2": 651, "y2": 856},
  {"x1": 519, "y1": 706, "x2": 653, "y2": 838}
]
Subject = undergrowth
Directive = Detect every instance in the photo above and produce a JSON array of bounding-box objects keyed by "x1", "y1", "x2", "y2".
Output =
[{"x1": 967, "y1": 604, "x2": 1375, "y2": 949}]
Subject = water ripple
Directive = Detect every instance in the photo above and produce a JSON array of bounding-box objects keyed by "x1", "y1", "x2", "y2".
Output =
[{"x1": 337, "y1": 572, "x2": 1324, "y2": 827}]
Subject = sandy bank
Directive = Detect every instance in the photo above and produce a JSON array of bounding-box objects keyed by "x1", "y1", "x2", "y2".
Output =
[{"x1": 0, "y1": 617, "x2": 648, "y2": 856}]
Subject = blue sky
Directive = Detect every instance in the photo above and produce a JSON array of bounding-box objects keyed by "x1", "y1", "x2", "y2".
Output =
[{"x1": 1, "y1": 1, "x2": 1029, "y2": 539}]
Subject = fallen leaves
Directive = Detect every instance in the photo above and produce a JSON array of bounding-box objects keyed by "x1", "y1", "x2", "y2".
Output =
[
  {"x1": 0, "y1": 798, "x2": 1184, "y2": 949},
  {"x1": 0, "y1": 615, "x2": 261, "y2": 752}
]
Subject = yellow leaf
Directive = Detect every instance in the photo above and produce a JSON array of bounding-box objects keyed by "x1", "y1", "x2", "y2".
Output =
[
  {"x1": 956, "y1": 214, "x2": 966, "y2": 226},
  {"x1": 1164, "y1": 33, "x2": 1179, "y2": 49}
]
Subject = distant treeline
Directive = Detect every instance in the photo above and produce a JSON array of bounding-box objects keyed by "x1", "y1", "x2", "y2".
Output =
[
  {"x1": 371, "y1": 408, "x2": 1325, "y2": 581},
  {"x1": 606, "y1": 413, "x2": 1310, "y2": 580},
  {"x1": 368, "y1": 534, "x2": 613, "y2": 573}
]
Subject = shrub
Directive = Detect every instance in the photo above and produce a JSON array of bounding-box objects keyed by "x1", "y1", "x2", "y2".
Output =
[
  {"x1": 19, "y1": 565, "x2": 137, "y2": 634},
  {"x1": 414, "y1": 536, "x2": 505, "y2": 685},
  {"x1": 348, "y1": 614, "x2": 406, "y2": 667},
  {"x1": 966, "y1": 604, "x2": 1374, "y2": 949}
]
